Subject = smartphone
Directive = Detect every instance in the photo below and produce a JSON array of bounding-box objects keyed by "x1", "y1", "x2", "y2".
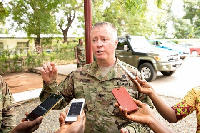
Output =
[
  {"x1": 117, "y1": 62, "x2": 136, "y2": 80},
  {"x1": 112, "y1": 87, "x2": 138, "y2": 113},
  {"x1": 65, "y1": 98, "x2": 85, "y2": 123},
  {"x1": 26, "y1": 94, "x2": 63, "y2": 121}
]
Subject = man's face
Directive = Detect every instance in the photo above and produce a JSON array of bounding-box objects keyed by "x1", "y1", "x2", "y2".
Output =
[
  {"x1": 91, "y1": 25, "x2": 118, "y2": 62},
  {"x1": 80, "y1": 39, "x2": 83, "y2": 44}
]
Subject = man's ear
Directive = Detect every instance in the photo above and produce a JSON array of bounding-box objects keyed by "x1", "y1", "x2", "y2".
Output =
[{"x1": 114, "y1": 39, "x2": 118, "y2": 49}]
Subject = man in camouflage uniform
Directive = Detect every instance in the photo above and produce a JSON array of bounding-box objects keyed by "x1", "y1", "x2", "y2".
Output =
[
  {"x1": 0, "y1": 75, "x2": 16, "y2": 133},
  {"x1": 0, "y1": 75, "x2": 44, "y2": 133},
  {"x1": 74, "y1": 39, "x2": 86, "y2": 68},
  {"x1": 40, "y1": 22, "x2": 153, "y2": 133}
]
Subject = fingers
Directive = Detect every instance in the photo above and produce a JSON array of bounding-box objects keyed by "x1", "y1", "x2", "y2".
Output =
[
  {"x1": 115, "y1": 102, "x2": 119, "y2": 107},
  {"x1": 34, "y1": 116, "x2": 43, "y2": 125},
  {"x1": 119, "y1": 106, "x2": 124, "y2": 116},
  {"x1": 50, "y1": 62, "x2": 56, "y2": 70},
  {"x1": 82, "y1": 111, "x2": 86, "y2": 129},
  {"x1": 29, "y1": 116, "x2": 43, "y2": 132},
  {"x1": 65, "y1": 109, "x2": 69, "y2": 114},
  {"x1": 77, "y1": 110, "x2": 86, "y2": 122},
  {"x1": 136, "y1": 76, "x2": 142, "y2": 82},
  {"x1": 124, "y1": 108, "x2": 129, "y2": 118},
  {"x1": 59, "y1": 112, "x2": 66, "y2": 126},
  {"x1": 40, "y1": 62, "x2": 58, "y2": 83},
  {"x1": 136, "y1": 77, "x2": 151, "y2": 87},
  {"x1": 22, "y1": 113, "x2": 30, "y2": 122},
  {"x1": 41, "y1": 62, "x2": 56, "y2": 73},
  {"x1": 133, "y1": 78, "x2": 142, "y2": 91},
  {"x1": 132, "y1": 98, "x2": 145, "y2": 108},
  {"x1": 43, "y1": 62, "x2": 52, "y2": 72},
  {"x1": 120, "y1": 128, "x2": 129, "y2": 133}
]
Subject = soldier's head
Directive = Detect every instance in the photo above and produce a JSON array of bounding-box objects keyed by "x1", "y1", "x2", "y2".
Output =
[
  {"x1": 79, "y1": 39, "x2": 83, "y2": 45},
  {"x1": 91, "y1": 22, "x2": 118, "y2": 66}
]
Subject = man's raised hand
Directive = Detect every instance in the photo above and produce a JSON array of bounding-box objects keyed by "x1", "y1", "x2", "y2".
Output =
[{"x1": 40, "y1": 62, "x2": 58, "y2": 85}]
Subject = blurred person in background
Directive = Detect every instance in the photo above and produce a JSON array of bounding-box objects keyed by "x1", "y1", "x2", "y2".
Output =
[
  {"x1": 0, "y1": 75, "x2": 16, "y2": 132},
  {"x1": 74, "y1": 39, "x2": 86, "y2": 68}
]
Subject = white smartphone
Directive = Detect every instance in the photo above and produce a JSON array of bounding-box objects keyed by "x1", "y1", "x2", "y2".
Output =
[{"x1": 65, "y1": 98, "x2": 85, "y2": 123}]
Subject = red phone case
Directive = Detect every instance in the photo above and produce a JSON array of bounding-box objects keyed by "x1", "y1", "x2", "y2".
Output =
[{"x1": 112, "y1": 87, "x2": 138, "y2": 112}]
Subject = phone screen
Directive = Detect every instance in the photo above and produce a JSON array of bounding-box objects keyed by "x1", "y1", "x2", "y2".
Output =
[
  {"x1": 27, "y1": 94, "x2": 63, "y2": 121},
  {"x1": 67, "y1": 102, "x2": 84, "y2": 117}
]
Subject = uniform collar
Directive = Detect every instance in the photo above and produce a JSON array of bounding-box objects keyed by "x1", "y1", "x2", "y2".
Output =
[{"x1": 87, "y1": 58, "x2": 124, "y2": 81}]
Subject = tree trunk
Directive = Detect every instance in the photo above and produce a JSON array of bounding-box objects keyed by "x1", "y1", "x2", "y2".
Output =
[
  {"x1": 63, "y1": 29, "x2": 68, "y2": 43},
  {"x1": 35, "y1": 34, "x2": 42, "y2": 54}
]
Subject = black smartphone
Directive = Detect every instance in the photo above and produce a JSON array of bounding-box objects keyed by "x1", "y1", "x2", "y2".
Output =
[{"x1": 26, "y1": 94, "x2": 63, "y2": 121}]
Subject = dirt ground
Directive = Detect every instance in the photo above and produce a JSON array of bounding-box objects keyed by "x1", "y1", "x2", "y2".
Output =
[{"x1": 3, "y1": 72, "x2": 66, "y2": 94}]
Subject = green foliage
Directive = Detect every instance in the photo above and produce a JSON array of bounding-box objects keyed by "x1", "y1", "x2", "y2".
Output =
[
  {"x1": 56, "y1": 0, "x2": 83, "y2": 42},
  {"x1": 91, "y1": 0, "x2": 164, "y2": 37},
  {"x1": 124, "y1": 0, "x2": 147, "y2": 13},
  {"x1": 0, "y1": 2, "x2": 9, "y2": 24},
  {"x1": 183, "y1": 0, "x2": 200, "y2": 38},
  {"x1": 173, "y1": 18, "x2": 192, "y2": 39},
  {"x1": 9, "y1": 0, "x2": 62, "y2": 43},
  {"x1": 0, "y1": 40, "x2": 77, "y2": 75}
]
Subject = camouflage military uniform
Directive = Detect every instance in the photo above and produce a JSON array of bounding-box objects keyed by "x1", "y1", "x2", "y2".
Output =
[
  {"x1": 40, "y1": 59, "x2": 153, "y2": 133},
  {"x1": 0, "y1": 75, "x2": 16, "y2": 133},
  {"x1": 74, "y1": 44, "x2": 86, "y2": 68}
]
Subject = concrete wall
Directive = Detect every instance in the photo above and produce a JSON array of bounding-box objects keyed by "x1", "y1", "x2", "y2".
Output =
[{"x1": 0, "y1": 38, "x2": 35, "y2": 51}]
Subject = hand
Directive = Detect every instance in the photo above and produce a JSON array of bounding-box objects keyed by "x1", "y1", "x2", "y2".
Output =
[
  {"x1": 59, "y1": 110, "x2": 86, "y2": 133},
  {"x1": 10, "y1": 116, "x2": 43, "y2": 133},
  {"x1": 119, "y1": 98, "x2": 155, "y2": 125},
  {"x1": 40, "y1": 62, "x2": 58, "y2": 85},
  {"x1": 118, "y1": 99, "x2": 173, "y2": 133},
  {"x1": 120, "y1": 128, "x2": 129, "y2": 133},
  {"x1": 133, "y1": 77, "x2": 153, "y2": 95}
]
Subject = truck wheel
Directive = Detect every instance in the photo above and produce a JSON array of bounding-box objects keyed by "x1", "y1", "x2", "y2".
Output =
[
  {"x1": 138, "y1": 63, "x2": 157, "y2": 82},
  {"x1": 161, "y1": 71, "x2": 175, "y2": 76}
]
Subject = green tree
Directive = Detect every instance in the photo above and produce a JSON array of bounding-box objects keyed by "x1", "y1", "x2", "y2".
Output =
[
  {"x1": 0, "y1": 2, "x2": 9, "y2": 33},
  {"x1": 9, "y1": 0, "x2": 61, "y2": 48},
  {"x1": 57, "y1": 0, "x2": 83, "y2": 43},
  {"x1": 0, "y1": 2, "x2": 9, "y2": 24},
  {"x1": 173, "y1": 18, "x2": 192, "y2": 38},
  {"x1": 91, "y1": 0, "x2": 163, "y2": 37},
  {"x1": 183, "y1": 0, "x2": 200, "y2": 38}
]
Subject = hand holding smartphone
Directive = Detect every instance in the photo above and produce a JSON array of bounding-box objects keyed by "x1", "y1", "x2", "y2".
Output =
[
  {"x1": 65, "y1": 98, "x2": 85, "y2": 123},
  {"x1": 112, "y1": 87, "x2": 138, "y2": 113},
  {"x1": 26, "y1": 94, "x2": 63, "y2": 121}
]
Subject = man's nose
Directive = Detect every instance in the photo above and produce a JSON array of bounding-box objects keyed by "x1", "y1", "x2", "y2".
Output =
[{"x1": 96, "y1": 40, "x2": 103, "y2": 47}]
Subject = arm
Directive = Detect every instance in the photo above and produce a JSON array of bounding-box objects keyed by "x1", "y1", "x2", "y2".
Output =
[
  {"x1": 39, "y1": 62, "x2": 74, "y2": 109},
  {"x1": 118, "y1": 99, "x2": 173, "y2": 133},
  {"x1": 133, "y1": 77, "x2": 177, "y2": 123},
  {"x1": 39, "y1": 62, "x2": 58, "y2": 102}
]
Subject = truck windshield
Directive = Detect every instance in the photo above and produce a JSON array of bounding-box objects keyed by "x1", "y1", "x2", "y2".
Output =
[{"x1": 129, "y1": 36, "x2": 152, "y2": 49}]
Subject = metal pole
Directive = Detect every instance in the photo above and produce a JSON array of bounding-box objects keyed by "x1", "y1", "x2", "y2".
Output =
[{"x1": 84, "y1": 0, "x2": 93, "y2": 64}]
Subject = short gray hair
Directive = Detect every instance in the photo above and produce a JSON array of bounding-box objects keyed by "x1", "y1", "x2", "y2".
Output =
[{"x1": 91, "y1": 22, "x2": 118, "y2": 39}]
